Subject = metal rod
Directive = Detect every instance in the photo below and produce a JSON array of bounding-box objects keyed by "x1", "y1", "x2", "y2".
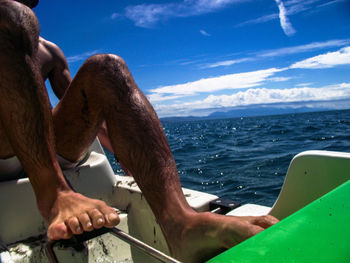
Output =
[
  {"x1": 109, "y1": 227, "x2": 182, "y2": 263},
  {"x1": 45, "y1": 227, "x2": 182, "y2": 263},
  {"x1": 45, "y1": 240, "x2": 59, "y2": 263}
]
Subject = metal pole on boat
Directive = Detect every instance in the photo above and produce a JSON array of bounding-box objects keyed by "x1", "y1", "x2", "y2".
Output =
[
  {"x1": 109, "y1": 227, "x2": 182, "y2": 263},
  {"x1": 45, "y1": 227, "x2": 182, "y2": 263}
]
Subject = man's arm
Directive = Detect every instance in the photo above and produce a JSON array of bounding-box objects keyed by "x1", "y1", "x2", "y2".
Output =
[{"x1": 41, "y1": 38, "x2": 71, "y2": 99}]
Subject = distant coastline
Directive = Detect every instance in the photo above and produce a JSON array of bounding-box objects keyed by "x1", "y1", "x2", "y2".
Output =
[{"x1": 160, "y1": 99, "x2": 350, "y2": 122}]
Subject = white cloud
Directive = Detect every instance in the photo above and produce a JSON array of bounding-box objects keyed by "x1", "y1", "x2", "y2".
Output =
[
  {"x1": 203, "y1": 58, "x2": 253, "y2": 68},
  {"x1": 148, "y1": 93, "x2": 184, "y2": 102},
  {"x1": 148, "y1": 68, "x2": 284, "y2": 102},
  {"x1": 124, "y1": 0, "x2": 246, "y2": 28},
  {"x1": 259, "y1": 39, "x2": 350, "y2": 57},
  {"x1": 150, "y1": 45, "x2": 350, "y2": 109},
  {"x1": 290, "y1": 46, "x2": 350, "y2": 69},
  {"x1": 154, "y1": 83, "x2": 350, "y2": 117},
  {"x1": 200, "y1": 85, "x2": 347, "y2": 107},
  {"x1": 295, "y1": 82, "x2": 314, "y2": 87},
  {"x1": 268, "y1": 76, "x2": 292, "y2": 82},
  {"x1": 149, "y1": 45, "x2": 350, "y2": 114},
  {"x1": 284, "y1": 0, "x2": 322, "y2": 14},
  {"x1": 67, "y1": 50, "x2": 100, "y2": 63},
  {"x1": 125, "y1": 4, "x2": 170, "y2": 28},
  {"x1": 275, "y1": 0, "x2": 296, "y2": 36},
  {"x1": 200, "y1": 30, "x2": 211, "y2": 36},
  {"x1": 236, "y1": 0, "x2": 338, "y2": 28},
  {"x1": 235, "y1": 13, "x2": 279, "y2": 27},
  {"x1": 200, "y1": 39, "x2": 350, "y2": 69},
  {"x1": 317, "y1": 0, "x2": 345, "y2": 8},
  {"x1": 148, "y1": 44, "x2": 350, "y2": 116}
]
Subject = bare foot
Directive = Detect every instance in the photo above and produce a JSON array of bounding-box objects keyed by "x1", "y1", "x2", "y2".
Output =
[
  {"x1": 164, "y1": 212, "x2": 278, "y2": 263},
  {"x1": 38, "y1": 190, "x2": 120, "y2": 240}
]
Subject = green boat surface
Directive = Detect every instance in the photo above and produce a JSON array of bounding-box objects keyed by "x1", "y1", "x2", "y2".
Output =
[{"x1": 207, "y1": 180, "x2": 350, "y2": 263}]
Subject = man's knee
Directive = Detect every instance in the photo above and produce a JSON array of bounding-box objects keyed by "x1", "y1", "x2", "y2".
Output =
[
  {"x1": 82, "y1": 54, "x2": 134, "y2": 94},
  {"x1": 0, "y1": 0, "x2": 39, "y2": 56},
  {"x1": 84, "y1": 54, "x2": 128, "y2": 74}
]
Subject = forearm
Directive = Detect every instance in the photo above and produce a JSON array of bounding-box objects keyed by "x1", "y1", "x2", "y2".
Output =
[{"x1": 51, "y1": 69, "x2": 71, "y2": 100}]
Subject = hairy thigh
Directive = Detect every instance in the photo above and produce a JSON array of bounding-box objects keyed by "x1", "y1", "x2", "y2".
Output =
[
  {"x1": 0, "y1": 1, "x2": 40, "y2": 159},
  {"x1": 52, "y1": 57, "x2": 110, "y2": 162}
]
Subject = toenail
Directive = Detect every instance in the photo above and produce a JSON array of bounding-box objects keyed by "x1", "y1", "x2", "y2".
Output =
[
  {"x1": 76, "y1": 226, "x2": 81, "y2": 232},
  {"x1": 97, "y1": 218, "x2": 104, "y2": 225},
  {"x1": 108, "y1": 213, "x2": 118, "y2": 222},
  {"x1": 86, "y1": 222, "x2": 92, "y2": 228}
]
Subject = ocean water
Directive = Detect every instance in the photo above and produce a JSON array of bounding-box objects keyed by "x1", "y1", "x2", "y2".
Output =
[{"x1": 106, "y1": 109, "x2": 350, "y2": 207}]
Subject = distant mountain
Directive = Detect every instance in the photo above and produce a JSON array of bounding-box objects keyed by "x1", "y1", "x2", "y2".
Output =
[
  {"x1": 207, "y1": 106, "x2": 331, "y2": 119},
  {"x1": 160, "y1": 116, "x2": 206, "y2": 122},
  {"x1": 160, "y1": 102, "x2": 338, "y2": 122}
]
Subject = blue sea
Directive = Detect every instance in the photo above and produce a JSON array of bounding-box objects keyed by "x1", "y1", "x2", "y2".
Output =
[{"x1": 106, "y1": 109, "x2": 350, "y2": 207}]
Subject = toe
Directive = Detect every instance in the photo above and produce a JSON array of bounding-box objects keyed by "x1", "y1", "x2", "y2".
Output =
[
  {"x1": 88, "y1": 208, "x2": 105, "y2": 229},
  {"x1": 48, "y1": 222, "x2": 72, "y2": 240},
  {"x1": 78, "y1": 212, "x2": 93, "y2": 231},
  {"x1": 66, "y1": 217, "x2": 83, "y2": 235},
  {"x1": 252, "y1": 215, "x2": 279, "y2": 229},
  {"x1": 266, "y1": 215, "x2": 279, "y2": 225},
  {"x1": 103, "y1": 209, "x2": 120, "y2": 227}
]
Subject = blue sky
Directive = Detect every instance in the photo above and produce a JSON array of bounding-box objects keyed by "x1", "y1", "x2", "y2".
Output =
[{"x1": 35, "y1": 0, "x2": 350, "y2": 117}]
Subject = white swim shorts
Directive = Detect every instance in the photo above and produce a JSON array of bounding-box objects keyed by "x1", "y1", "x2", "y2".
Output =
[{"x1": 0, "y1": 155, "x2": 83, "y2": 182}]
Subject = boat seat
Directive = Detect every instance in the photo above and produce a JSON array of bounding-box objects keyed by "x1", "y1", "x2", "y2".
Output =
[{"x1": 269, "y1": 150, "x2": 350, "y2": 220}]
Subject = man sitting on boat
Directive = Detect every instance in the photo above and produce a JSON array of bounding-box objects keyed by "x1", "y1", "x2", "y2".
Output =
[{"x1": 0, "y1": 0, "x2": 278, "y2": 261}]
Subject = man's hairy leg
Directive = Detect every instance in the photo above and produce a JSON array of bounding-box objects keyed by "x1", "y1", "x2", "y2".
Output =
[
  {"x1": 0, "y1": 1, "x2": 119, "y2": 240},
  {"x1": 53, "y1": 54, "x2": 278, "y2": 262}
]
